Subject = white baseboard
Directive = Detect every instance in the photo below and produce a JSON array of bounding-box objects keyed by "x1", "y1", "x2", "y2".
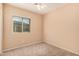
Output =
[
  {"x1": 3, "y1": 40, "x2": 78, "y2": 55},
  {"x1": 3, "y1": 41, "x2": 42, "y2": 52},
  {"x1": 44, "y1": 40, "x2": 79, "y2": 55}
]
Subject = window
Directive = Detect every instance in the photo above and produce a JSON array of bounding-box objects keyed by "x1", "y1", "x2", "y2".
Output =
[
  {"x1": 23, "y1": 17, "x2": 30, "y2": 32},
  {"x1": 13, "y1": 16, "x2": 30, "y2": 32}
]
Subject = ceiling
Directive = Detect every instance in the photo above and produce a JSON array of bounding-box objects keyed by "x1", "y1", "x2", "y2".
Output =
[{"x1": 8, "y1": 3, "x2": 66, "y2": 15}]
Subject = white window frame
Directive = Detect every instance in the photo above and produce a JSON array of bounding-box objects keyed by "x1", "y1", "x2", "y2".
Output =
[{"x1": 12, "y1": 16, "x2": 30, "y2": 32}]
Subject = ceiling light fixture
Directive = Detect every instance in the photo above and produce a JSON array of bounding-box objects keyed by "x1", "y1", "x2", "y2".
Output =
[{"x1": 34, "y1": 3, "x2": 47, "y2": 10}]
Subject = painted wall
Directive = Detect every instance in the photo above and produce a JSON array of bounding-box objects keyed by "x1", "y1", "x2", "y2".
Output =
[
  {"x1": 0, "y1": 3, "x2": 3, "y2": 53},
  {"x1": 3, "y1": 4, "x2": 43, "y2": 50},
  {"x1": 44, "y1": 4, "x2": 79, "y2": 55}
]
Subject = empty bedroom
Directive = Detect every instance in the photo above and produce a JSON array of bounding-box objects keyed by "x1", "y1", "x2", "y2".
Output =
[{"x1": 0, "y1": 3, "x2": 79, "y2": 56}]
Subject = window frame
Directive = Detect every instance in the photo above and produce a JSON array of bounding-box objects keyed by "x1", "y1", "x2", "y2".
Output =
[
  {"x1": 12, "y1": 16, "x2": 31, "y2": 32},
  {"x1": 22, "y1": 17, "x2": 30, "y2": 32}
]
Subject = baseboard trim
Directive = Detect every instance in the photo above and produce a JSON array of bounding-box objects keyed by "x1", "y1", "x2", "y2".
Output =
[
  {"x1": 44, "y1": 40, "x2": 79, "y2": 55},
  {"x1": 3, "y1": 41, "x2": 43, "y2": 52}
]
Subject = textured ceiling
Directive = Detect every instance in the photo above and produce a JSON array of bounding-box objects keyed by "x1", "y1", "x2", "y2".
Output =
[{"x1": 8, "y1": 3, "x2": 66, "y2": 15}]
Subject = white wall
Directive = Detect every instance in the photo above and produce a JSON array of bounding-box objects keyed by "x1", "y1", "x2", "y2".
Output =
[
  {"x1": 44, "y1": 4, "x2": 79, "y2": 55},
  {"x1": 3, "y1": 4, "x2": 43, "y2": 50},
  {"x1": 0, "y1": 3, "x2": 3, "y2": 53}
]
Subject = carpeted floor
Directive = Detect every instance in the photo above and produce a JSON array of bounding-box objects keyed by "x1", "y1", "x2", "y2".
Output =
[{"x1": 0, "y1": 42, "x2": 78, "y2": 56}]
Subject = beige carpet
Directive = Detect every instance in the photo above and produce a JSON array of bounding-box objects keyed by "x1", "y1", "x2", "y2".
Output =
[{"x1": 0, "y1": 43, "x2": 78, "y2": 56}]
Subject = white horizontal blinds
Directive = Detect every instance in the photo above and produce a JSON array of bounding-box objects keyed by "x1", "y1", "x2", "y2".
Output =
[
  {"x1": 13, "y1": 16, "x2": 22, "y2": 32},
  {"x1": 13, "y1": 16, "x2": 30, "y2": 32},
  {"x1": 22, "y1": 17, "x2": 30, "y2": 32}
]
